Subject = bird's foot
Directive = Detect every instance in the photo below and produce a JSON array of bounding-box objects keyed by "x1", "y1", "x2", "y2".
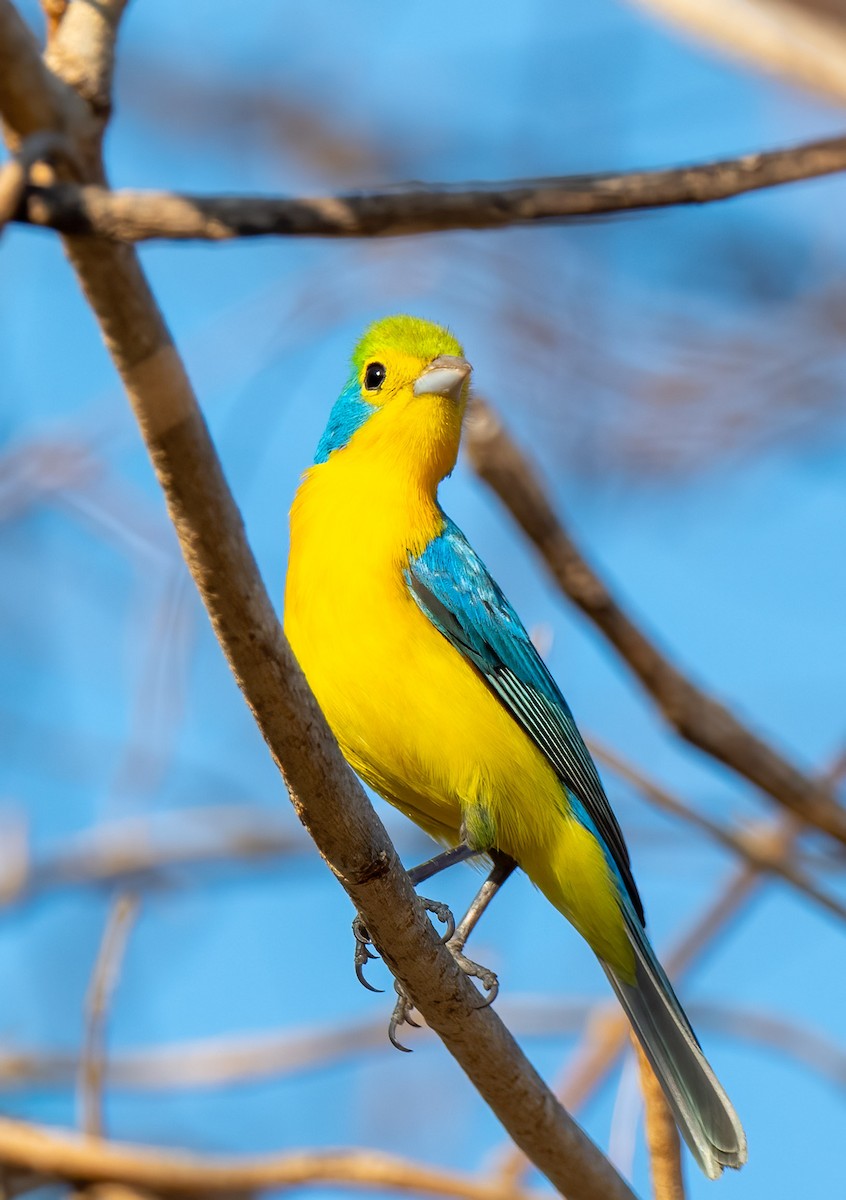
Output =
[
  {"x1": 446, "y1": 941, "x2": 499, "y2": 1007},
  {"x1": 388, "y1": 980, "x2": 419, "y2": 1052},
  {"x1": 352, "y1": 915, "x2": 382, "y2": 993},
  {"x1": 386, "y1": 942, "x2": 499, "y2": 1051},
  {"x1": 351, "y1": 896, "x2": 455, "y2": 994},
  {"x1": 353, "y1": 898, "x2": 499, "y2": 1051}
]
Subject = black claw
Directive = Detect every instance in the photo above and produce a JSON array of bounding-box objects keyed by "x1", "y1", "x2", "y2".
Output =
[
  {"x1": 477, "y1": 976, "x2": 499, "y2": 1007},
  {"x1": 388, "y1": 1024, "x2": 413, "y2": 1053},
  {"x1": 355, "y1": 960, "x2": 384, "y2": 993},
  {"x1": 388, "y1": 982, "x2": 419, "y2": 1052},
  {"x1": 352, "y1": 916, "x2": 384, "y2": 993}
]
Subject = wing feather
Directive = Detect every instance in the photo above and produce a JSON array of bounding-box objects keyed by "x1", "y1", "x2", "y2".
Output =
[{"x1": 406, "y1": 516, "x2": 644, "y2": 924}]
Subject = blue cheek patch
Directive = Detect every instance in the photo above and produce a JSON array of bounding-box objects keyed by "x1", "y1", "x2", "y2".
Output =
[{"x1": 313, "y1": 376, "x2": 376, "y2": 464}]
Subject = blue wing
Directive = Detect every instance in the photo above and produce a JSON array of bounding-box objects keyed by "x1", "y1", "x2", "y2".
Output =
[{"x1": 406, "y1": 516, "x2": 644, "y2": 924}]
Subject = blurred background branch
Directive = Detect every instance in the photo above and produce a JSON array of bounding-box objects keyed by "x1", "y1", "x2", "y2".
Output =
[
  {"x1": 465, "y1": 397, "x2": 846, "y2": 842},
  {"x1": 628, "y1": 0, "x2": 846, "y2": 105}
]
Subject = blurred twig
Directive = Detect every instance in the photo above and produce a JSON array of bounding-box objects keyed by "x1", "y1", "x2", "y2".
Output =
[
  {"x1": 628, "y1": 0, "x2": 846, "y2": 106},
  {"x1": 0, "y1": 808, "x2": 306, "y2": 907},
  {"x1": 0, "y1": 1122, "x2": 550, "y2": 1200},
  {"x1": 15, "y1": 131, "x2": 846, "y2": 241},
  {"x1": 0, "y1": 154, "x2": 25, "y2": 233},
  {"x1": 589, "y1": 736, "x2": 846, "y2": 922},
  {"x1": 495, "y1": 835, "x2": 788, "y2": 1186},
  {"x1": 497, "y1": 742, "x2": 843, "y2": 1185},
  {"x1": 694, "y1": 1003, "x2": 846, "y2": 1088},
  {"x1": 2, "y1": 996, "x2": 845, "y2": 1095},
  {"x1": 79, "y1": 893, "x2": 140, "y2": 1137},
  {"x1": 465, "y1": 398, "x2": 846, "y2": 845},
  {"x1": 634, "y1": 1040, "x2": 685, "y2": 1200},
  {"x1": 40, "y1": 1, "x2": 67, "y2": 42}
]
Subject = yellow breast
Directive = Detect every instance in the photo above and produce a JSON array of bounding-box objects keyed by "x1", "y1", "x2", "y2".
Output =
[{"x1": 284, "y1": 439, "x2": 631, "y2": 970}]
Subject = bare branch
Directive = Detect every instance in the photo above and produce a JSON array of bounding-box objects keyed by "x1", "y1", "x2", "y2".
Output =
[
  {"x1": 634, "y1": 1041, "x2": 685, "y2": 1200},
  {"x1": 694, "y1": 1003, "x2": 846, "y2": 1089},
  {"x1": 496, "y1": 848, "x2": 786, "y2": 1186},
  {"x1": 464, "y1": 398, "x2": 846, "y2": 845},
  {"x1": 0, "y1": 1004, "x2": 590, "y2": 1094},
  {"x1": 43, "y1": 0, "x2": 130, "y2": 117},
  {"x1": 0, "y1": 154, "x2": 24, "y2": 231},
  {"x1": 589, "y1": 737, "x2": 846, "y2": 922},
  {"x1": 628, "y1": 0, "x2": 846, "y2": 107},
  {"x1": 0, "y1": 808, "x2": 306, "y2": 907},
  {"x1": 0, "y1": 0, "x2": 85, "y2": 147},
  {"x1": 0, "y1": 23, "x2": 637, "y2": 1200},
  {"x1": 4, "y1": 994, "x2": 846, "y2": 1098},
  {"x1": 40, "y1": 0, "x2": 68, "y2": 43},
  {"x1": 79, "y1": 893, "x2": 140, "y2": 1138},
  {"x1": 15, "y1": 131, "x2": 846, "y2": 242},
  {"x1": 0, "y1": 1123, "x2": 549, "y2": 1200}
]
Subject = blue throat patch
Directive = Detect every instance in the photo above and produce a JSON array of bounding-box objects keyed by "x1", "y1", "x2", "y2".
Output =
[{"x1": 313, "y1": 375, "x2": 375, "y2": 464}]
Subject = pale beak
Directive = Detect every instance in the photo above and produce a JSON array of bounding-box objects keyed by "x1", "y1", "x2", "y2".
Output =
[{"x1": 413, "y1": 355, "x2": 472, "y2": 401}]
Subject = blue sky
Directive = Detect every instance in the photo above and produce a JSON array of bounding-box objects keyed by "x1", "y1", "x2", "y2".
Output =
[{"x1": 1, "y1": 2, "x2": 845, "y2": 1197}]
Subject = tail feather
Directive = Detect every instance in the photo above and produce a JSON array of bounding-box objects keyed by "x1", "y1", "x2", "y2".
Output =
[{"x1": 603, "y1": 904, "x2": 747, "y2": 1180}]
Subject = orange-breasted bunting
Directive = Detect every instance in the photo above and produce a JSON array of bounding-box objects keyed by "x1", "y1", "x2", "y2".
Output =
[{"x1": 284, "y1": 315, "x2": 747, "y2": 1179}]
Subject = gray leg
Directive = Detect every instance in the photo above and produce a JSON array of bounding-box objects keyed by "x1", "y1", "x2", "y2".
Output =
[
  {"x1": 452, "y1": 851, "x2": 517, "y2": 953},
  {"x1": 408, "y1": 842, "x2": 478, "y2": 885},
  {"x1": 353, "y1": 842, "x2": 478, "y2": 992},
  {"x1": 388, "y1": 851, "x2": 518, "y2": 1051}
]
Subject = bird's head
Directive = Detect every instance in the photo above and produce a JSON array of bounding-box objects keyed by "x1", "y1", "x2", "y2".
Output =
[{"x1": 314, "y1": 315, "x2": 472, "y2": 489}]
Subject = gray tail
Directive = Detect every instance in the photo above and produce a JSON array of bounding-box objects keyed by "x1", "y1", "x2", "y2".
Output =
[{"x1": 602, "y1": 904, "x2": 747, "y2": 1179}]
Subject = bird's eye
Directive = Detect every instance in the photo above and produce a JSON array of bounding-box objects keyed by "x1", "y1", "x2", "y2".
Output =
[{"x1": 364, "y1": 362, "x2": 386, "y2": 391}]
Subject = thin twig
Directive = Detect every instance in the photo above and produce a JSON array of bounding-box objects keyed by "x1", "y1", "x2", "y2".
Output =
[
  {"x1": 2, "y1": 995, "x2": 846, "y2": 1097},
  {"x1": 79, "y1": 893, "x2": 140, "y2": 1137},
  {"x1": 14, "y1": 131, "x2": 846, "y2": 242},
  {"x1": 495, "y1": 847, "x2": 782, "y2": 1186},
  {"x1": 0, "y1": 807, "x2": 307, "y2": 907},
  {"x1": 465, "y1": 397, "x2": 846, "y2": 845},
  {"x1": 589, "y1": 736, "x2": 846, "y2": 922},
  {"x1": 633, "y1": 1040, "x2": 685, "y2": 1200},
  {"x1": 693, "y1": 1003, "x2": 846, "y2": 1090}
]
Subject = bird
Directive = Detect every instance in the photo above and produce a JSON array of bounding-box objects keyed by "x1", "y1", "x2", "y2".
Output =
[{"x1": 284, "y1": 314, "x2": 747, "y2": 1179}]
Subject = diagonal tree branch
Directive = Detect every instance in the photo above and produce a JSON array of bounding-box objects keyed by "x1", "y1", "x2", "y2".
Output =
[
  {"x1": 464, "y1": 398, "x2": 846, "y2": 846},
  {"x1": 14, "y1": 131, "x2": 846, "y2": 242},
  {"x1": 0, "y1": 4, "x2": 636, "y2": 1197},
  {"x1": 589, "y1": 737, "x2": 846, "y2": 922}
]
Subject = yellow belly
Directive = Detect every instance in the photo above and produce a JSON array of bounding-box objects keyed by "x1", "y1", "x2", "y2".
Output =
[{"x1": 284, "y1": 462, "x2": 632, "y2": 971}]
